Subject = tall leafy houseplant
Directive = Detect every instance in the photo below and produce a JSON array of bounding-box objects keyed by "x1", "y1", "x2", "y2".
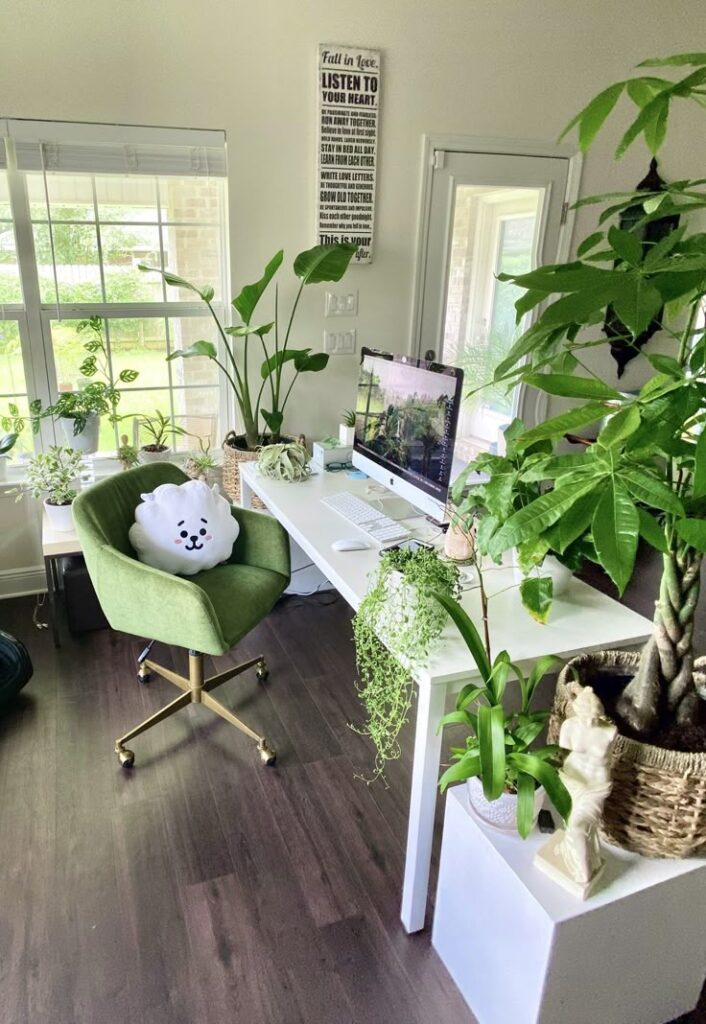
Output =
[
  {"x1": 478, "y1": 54, "x2": 706, "y2": 741},
  {"x1": 140, "y1": 243, "x2": 357, "y2": 448}
]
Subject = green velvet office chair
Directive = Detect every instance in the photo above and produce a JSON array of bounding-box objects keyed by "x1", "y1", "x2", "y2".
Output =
[{"x1": 72, "y1": 463, "x2": 290, "y2": 768}]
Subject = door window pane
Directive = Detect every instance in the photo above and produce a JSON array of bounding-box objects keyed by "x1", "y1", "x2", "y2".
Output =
[
  {"x1": 0, "y1": 321, "x2": 27, "y2": 396},
  {"x1": 443, "y1": 185, "x2": 543, "y2": 460},
  {"x1": 168, "y1": 317, "x2": 219, "y2": 387}
]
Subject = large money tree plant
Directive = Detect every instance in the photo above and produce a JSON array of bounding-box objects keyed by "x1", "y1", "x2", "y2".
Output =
[{"x1": 478, "y1": 53, "x2": 706, "y2": 740}]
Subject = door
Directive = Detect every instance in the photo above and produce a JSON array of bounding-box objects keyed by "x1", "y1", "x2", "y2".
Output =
[{"x1": 415, "y1": 147, "x2": 574, "y2": 465}]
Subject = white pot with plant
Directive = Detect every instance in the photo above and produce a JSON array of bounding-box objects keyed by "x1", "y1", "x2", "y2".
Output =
[
  {"x1": 126, "y1": 409, "x2": 191, "y2": 463},
  {"x1": 352, "y1": 545, "x2": 461, "y2": 782},
  {"x1": 433, "y1": 591, "x2": 571, "y2": 838},
  {"x1": 20, "y1": 446, "x2": 84, "y2": 532},
  {"x1": 184, "y1": 438, "x2": 219, "y2": 484},
  {"x1": 339, "y1": 409, "x2": 356, "y2": 447}
]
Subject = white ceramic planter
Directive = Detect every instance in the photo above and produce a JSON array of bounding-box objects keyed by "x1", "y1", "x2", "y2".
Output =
[
  {"x1": 139, "y1": 446, "x2": 173, "y2": 464},
  {"x1": 43, "y1": 498, "x2": 74, "y2": 533},
  {"x1": 339, "y1": 424, "x2": 355, "y2": 447},
  {"x1": 467, "y1": 776, "x2": 544, "y2": 833},
  {"x1": 373, "y1": 570, "x2": 446, "y2": 648},
  {"x1": 60, "y1": 413, "x2": 100, "y2": 454}
]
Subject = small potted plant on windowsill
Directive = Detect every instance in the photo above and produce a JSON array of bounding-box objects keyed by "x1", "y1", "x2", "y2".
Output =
[
  {"x1": 184, "y1": 438, "x2": 219, "y2": 485},
  {"x1": 117, "y1": 434, "x2": 140, "y2": 471},
  {"x1": 127, "y1": 410, "x2": 191, "y2": 463},
  {"x1": 18, "y1": 446, "x2": 84, "y2": 532}
]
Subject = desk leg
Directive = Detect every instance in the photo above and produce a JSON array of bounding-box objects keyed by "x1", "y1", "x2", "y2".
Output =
[
  {"x1": 240, "y1": 472, "x2": 253, "y2": 510},
  {"x1": 401, "y1": 681, "x2": 446, "y2": 933},
  {"x1": 44, "y1": 554, "x2": 60, "y2": 649}
]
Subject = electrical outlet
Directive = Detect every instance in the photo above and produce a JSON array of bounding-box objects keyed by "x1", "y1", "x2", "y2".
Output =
[
  {"x1": 325, "y1": 290, "x2": 358, "y2": 317},
  {"x1": 323, "y1": 329, "x2": 357, "y2": 354}
]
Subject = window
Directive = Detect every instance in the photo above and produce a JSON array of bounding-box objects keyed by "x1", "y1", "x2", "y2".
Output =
[{"x1": 0, "y1": 121, "x2": 230, "y2": 455}]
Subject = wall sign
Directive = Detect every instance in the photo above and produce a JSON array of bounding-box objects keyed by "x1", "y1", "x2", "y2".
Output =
[{"x1": 316, "y1": 44, "x2": 380, "y2": 264}]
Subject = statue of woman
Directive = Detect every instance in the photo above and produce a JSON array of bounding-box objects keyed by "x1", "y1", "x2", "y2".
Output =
[{"x1": 557, "y1": 686, "x2": 617, "y2": 885}]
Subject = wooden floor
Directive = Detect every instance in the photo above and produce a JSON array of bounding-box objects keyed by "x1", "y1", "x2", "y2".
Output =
[{"x1": 1, "y1": 574, "x2": 704, "y2": 1024}]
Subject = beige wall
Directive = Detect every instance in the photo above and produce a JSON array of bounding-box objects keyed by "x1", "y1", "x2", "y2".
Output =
[{"x1": 1, "y1": 0, "x2": 704, "y2": 584}]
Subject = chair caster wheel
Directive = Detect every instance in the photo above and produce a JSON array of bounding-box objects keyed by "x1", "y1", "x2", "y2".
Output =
[
  {"x1": 258, "y1": 741, "x2": 276, "y2": 766},
  {"x1": 137, "y1": 670, "x2": 152, "y2": 684},
  {"x1": 116, "y1": 746, "x2": 135, "y2": 767},
  {"x1": 256, "y1": 660, "x2": 269, "y2": 684}
]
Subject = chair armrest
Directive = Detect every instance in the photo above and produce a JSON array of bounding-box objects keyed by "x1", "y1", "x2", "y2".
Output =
[
  {"x1": 228, "y1": 506, "x2": 291, "y2": 579},
  {"x1": 94, "y1": 545, "x2": 226, "y2": 652}
]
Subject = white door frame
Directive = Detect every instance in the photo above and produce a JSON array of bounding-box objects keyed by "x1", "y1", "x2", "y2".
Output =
[{"x1": 410, "y1": 134, "x2": 583, "y2": 429}]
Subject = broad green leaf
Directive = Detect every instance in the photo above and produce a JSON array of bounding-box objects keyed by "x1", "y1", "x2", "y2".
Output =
[
  {"x1": 637, "y1": 507, "x2": 668, "y2": 552},
  {"x1": 592, "y1": 483, "x2": 639, "y2": 594},
  {"x1": 226, "y1": 322, "x2": 274, "y2": 337},
  {"x1": 675, "y1": 518, "x2": 706, "y2": 552},
  {"x1": 643, "y1": 224, "x2": 686, "y2": 269},
  {"x1": 526, "y1": 655, "x2": 563, "y2": 702},
  {"x1": 519, "y1": 576, "x2": 553, "y2": 624},
  {"x1": 478, "y1": 704, "x2": 506, "y2": 801},
  {"x1": 516, "y1": 773, "x2": 536, "y2": 838},
  {"x1": 639, "y1": 53, "x2": 706, "y2": 68},
  {"x1": 118, "y1": 368, "x2": 139, "y2": 384},
  {"x1": 438, "y1": 709, "x2": 477, "y2": 732},
  {"x1": 232, "y1": 251, "x2": 283, "y2": 325},
  {"x1": 138, "y1": 263, "x2": 206, "y2": 298},
  {"x1": 431, "y1": 591, "x2": 491, "y2": 683},
  {"x1": 508, "y1": 752, "x2": 572, "y2": 823},
  {"x1": 627, "y1": 77, "x2": 672, "y2": 108},
  {"x1": 693, "y1": 429, "x2": 706, "y2": 499},
  {"x1": 516, "y1": 536, "x2": 550, "y2": 572},
  {"x1": 293, "y1": 242, "x2": 357, "y2": 284},
  {"x1": 261, "y1": 349, "x2": 301, "y2": 379},
  {"x1": 615, "y1": 92, "x2": 671, "y2": 159},
  {"x1": 456, "y1": 684, "x2": 486, "y2": 710},
  {"x1": 201, "y1": 285, "x2": 215, "y2": 303},
  {"x1": 294, "y1": 351, "x2": 329, "y2": 372},
  {"x1": 166, "y1": 340, "x2": 217, "y2": 361},
  {"x1": 622, "y1": 469, "x2": 684, "y2": 515},
  {"x1": 261, "y1": 409, "x2": 284, "y2": 436},
  {"x1": 544, "y1": 491, "x2": 596, "y2": 553},
  {"x1": 524, "y1": 373, "x2": 621, "y2": 401},
  {"x1": 646, "y1": 354, "x2": 683, "y2": 377},
  {"x1": 597, "y1": 404, "x2": 641, "y2": 448},
  {"x1": 439, "y1": 753, "x2": 481, "y2": 793},
  {"x1": 643, "y1": 96, "x2": 669, "y2": 153},
  {"x1": 611, "y1": 277, "x2": 663, "y2": 336},
  {"x1": 488, "y1": 480, "x2": 597, "y2": 558},
  {"x1": 607, "y1": 226, "x2": 643, "y2": 266},
  {"x1": 514, "y1": 403, "x2": 611, "y2": 448},
  {"x1": 576, "y1": 231, "x2": 604, "y2": 258},
  {"x1": 559, "y1": 82, "x2": 625, "y2": 150}
]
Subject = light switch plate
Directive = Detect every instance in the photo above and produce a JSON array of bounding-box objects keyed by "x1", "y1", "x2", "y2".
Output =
[
  {"x1": 325, "y1": 290, "x2": 358, "y2": 317},
  {"x1": 323, "y1": 329, "x2": 357, "y2": 354}
]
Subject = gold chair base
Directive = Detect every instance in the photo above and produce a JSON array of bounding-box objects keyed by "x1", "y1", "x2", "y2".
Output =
[{"x1": 115, "y1": 652, "x2": 275, "y2": 767}]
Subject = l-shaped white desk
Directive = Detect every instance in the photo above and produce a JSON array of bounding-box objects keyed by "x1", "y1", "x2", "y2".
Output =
[{"x1": 240, "y1": 461, "x2": 653, "y2": 933}]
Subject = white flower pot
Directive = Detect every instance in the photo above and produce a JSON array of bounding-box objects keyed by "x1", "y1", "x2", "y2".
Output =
[
  {"x1": 339, "y1": 424, "x2": 356, "y2": 447},
  {"x1": 373, "y1": 570, "x2": 446, "y2": 650},
  {"x1": 43, "y1": 498, "x2": 75, "y2": 533},
  {"x1": 60, "y1": 413, "x2": 100, "y2": 454},
  {"x1": 139, "y1": 445, "x2": 173, "y2": 464},
  {"x1": 467, "y1": 776, "x2": 545, "y2": 833}
]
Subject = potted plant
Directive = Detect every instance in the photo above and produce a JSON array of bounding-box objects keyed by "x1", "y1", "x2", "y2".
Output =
[
  {"x1": 184, "y1": 438, "x2": 219, "y2": 484},
  {"x1": 469, "y1": 53, "x2": 706, "y2": 856},
  {"x1": 139, "y1": 242, "x2": 356, "y2": 501},
  {"x1": 257, "y1": 440, "x2": 311, "y2": 482},
  {"x1": 339, "y1": 409, "x2": 356, "y2": 447},
  {"x1": 117, "y1": 434, "x2": 140, "y2": 471},
  {"x1": 433, "y1": 591, "x2": 571, "y2": 836},
  {"x1": 127, "y1": 409, "x2": 191, "y2": 463},
  {"x1": 0, "y1": 432, "x2": 18, "y2": 481},
  {"x1": 35, "y1": 317, "x2": 139, "y2": 453},
  {"x1": 19, "y1": 446, "x2": 84, "y2": 532},
  {"x1": 352, "y1": 545, "x2": 461, "y2": 781}
]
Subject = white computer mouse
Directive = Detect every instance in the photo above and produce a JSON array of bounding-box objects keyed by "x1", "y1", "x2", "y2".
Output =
[{"x1": 331, "y1": 538, "x2": 371, "y2": 552}]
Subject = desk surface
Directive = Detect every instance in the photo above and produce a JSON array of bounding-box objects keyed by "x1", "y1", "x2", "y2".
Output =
[
  {"x1": 240, "y1": 462, "x2": 653, "y2": 687},
  {"x1": 42, "y1": 510, "x2": 81, "y2": 558}
]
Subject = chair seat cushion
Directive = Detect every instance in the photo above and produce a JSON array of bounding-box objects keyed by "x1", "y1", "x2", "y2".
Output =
[{"x1": 191, "y1": 562, "x2": 287, "y2": 651}]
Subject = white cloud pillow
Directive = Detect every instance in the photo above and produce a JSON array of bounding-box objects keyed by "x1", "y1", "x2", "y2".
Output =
[{"x1": 129, "y1": 479, "x2": 239, "y2": 576}]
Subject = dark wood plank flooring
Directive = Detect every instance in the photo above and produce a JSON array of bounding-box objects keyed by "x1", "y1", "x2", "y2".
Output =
[{"x1": 1, "y1": 559, "x2": 704, "y2": 1024}]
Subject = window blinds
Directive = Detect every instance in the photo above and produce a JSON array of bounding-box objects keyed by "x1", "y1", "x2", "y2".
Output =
[{"x1": 0, "y1": 120, "x2": 226, "y2": 176}]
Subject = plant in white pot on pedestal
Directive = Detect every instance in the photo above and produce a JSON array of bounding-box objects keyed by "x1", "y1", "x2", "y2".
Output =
[
  {"x1": 339, "y1": 409, "x2": 357, "y2": 447},
  {"x1": 433, "y1": 590, "x2": 571, "y2": 837},
  {"x1": 19, "y1": 446, "x2": 84, "y2": 532}
]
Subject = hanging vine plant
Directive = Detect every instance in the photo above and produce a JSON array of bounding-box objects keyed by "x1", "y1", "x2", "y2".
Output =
[{"x1": 352, "y1": 545, "x2": 461, "y2": 782}]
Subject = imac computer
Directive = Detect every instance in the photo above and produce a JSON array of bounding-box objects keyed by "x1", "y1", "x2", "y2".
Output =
[{"x1": 352, "y1": 347, "x2": 464, "y2": 520}]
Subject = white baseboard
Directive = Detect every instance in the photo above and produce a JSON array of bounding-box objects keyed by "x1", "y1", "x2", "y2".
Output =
[{"x1": 0, "y1": 565, "x2": 46, "y2": 599}]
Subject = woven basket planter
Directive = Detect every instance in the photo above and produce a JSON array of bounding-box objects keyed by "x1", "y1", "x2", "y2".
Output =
[
  {"x1": 221, "y1": 432, "x2": 265, "y2": 508},
  {"x1": 549, "y1": 650, "x2": 706, "y2": 859}
]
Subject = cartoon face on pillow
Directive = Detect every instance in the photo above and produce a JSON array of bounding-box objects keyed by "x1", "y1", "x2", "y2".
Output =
[{"x1": 128, "y1": 479, "x2": 239, "y2": 576}]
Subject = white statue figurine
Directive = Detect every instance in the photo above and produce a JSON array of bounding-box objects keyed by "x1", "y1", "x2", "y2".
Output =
[{"x1": 534, "y1": 686, "x2": 617, "y2": 899}]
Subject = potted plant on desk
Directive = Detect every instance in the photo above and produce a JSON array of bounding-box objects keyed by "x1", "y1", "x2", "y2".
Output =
[
  {"x1": 139, "y1": 242, "x2": 356, "y2": 502},
  {"x1": 463, "y1": 53, "x2": 706, "y2": 857},
  {"x1": 19, "y1": 446, "x2": 84, "y2": 532}
]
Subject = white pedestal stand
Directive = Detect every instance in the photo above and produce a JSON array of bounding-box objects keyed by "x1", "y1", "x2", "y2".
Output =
[{"x1": 432, "y1": 786, "x2": 706, "y2": 1024}]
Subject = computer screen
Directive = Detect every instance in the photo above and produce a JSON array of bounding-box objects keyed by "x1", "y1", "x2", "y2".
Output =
[{"x1": 353, "y1": 348, "x2": 463, "y2": 513}]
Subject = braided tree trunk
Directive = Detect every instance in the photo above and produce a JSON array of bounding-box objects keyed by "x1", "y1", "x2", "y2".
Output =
[{"x1": 617, "y1": 548, "x2": 702, "y2": 736}]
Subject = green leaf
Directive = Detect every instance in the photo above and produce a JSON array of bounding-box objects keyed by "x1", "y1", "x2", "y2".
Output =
[
  {"x1": 693, "y1": 429, "x2": 706, "y2": 499},
  {"x1": 592, "y1": 483, "x2": 639, "y2": 594},
  {"x1": 514, "y1": 403, "x2": 610, "y2": 448},
  {"x1": 261, "y1": 409, "x2": 284, "y2": 436},
  {"x1": 675, "y1": 518, "x2": 706, "y2": 552},
  {"x1": 508, "y1": 752, "x2": 572, "y2": 823},
  {"x1": 232, "y1": 251, "x2": 283, "y2": 325},
  {"x1": 524, "y1": 373, "x2": 621, "y2": 401},
  {"x1": 478, "y1": 704, "x2": 506, "y2": 801},
  {"x1": 138, "y1": 263, "x2": 206, "y2": 298},
  {"x1": 607, "y1": 226, "x2": 643, "y2": 266},
  {"x1": 294, "y1": 350, "x2": 329, "y2": 372},
  {"x1": 596, "y1": 404, "x2": 641, "y2": 448},
  {"x1": 611, "y1": 277, "x2": 663, "y2": 336},
  {"x1": 559, "y1": 82, "x2": 625, "y2": 150},
  {"x1": 645, "y1": 354, "x2": 683, "y2": 377},
  {"x1": 488, "y1": 479, "x2": 597, "y2": 558},
  {"x1": 118, "y1": 368, "x2": 139, "y2": 384},
  {"x1": 519, "y1": 576, "x2": 553, "y2": 624},
  {"x1": 576, "y1": 231, "x2": 605, "y2": 258},
  {"x1": 438, "y1": 709, "x2": 477, "y2": 732},
  {"x1": 543, "y1": 491, "x2": 596, "y2": 553},
  {"x1": 637, "y1": 507, "x2": 668, "y2": 552},
  {"x1": 201, "y1": 285, "x2": 215, "y2": 303},
  {"x1": 438, "y1": 753, "x2": 481, "y2": 793},
  {"x1": 456, "y1": 684, "x2": 486, "y2": 710},
  {"x1": 639, "y1": 53, "x2": 706, "y2": 68},
  {"x1": 226, "y1": 322, "x2": 274, "y2": 337},
  {"x1": 166, "y1": 340, "x2": 217, "y2": 361},
  {"x1": 515, "y1": 773, "x2": 536, "y2": 839},
  {"x1": 431, "y1": 591, "x2": 491, "y2": 684},
  {"x1": 293, "y1": 242, "x2": 357, "y2": 284},
  {"x1": 621, "y1": 469, "x2": 684, "y2": 515},
  {"x1": 627, "y1": 76, "x2": 672, "y2": 108},
  {"x1": 261, "y1": 349, "x2": 300, "y2": 379},
  {"x1": 526, "y1": 654, "x2": 562, "y2": 703}
]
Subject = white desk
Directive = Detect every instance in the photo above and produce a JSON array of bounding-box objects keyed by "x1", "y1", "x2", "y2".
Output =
[{"x1": 239, "y1": 461, "x2": 654, "y2": 933}]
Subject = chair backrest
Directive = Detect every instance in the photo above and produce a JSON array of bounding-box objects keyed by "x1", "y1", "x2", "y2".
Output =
[{"x1": 73, "y1": 462, "x2": 189, "y2": 567}]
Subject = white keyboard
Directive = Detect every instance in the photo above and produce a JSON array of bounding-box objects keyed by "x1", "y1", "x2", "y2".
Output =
[{"x1": 321, "y1": 491, "x2": 411, "y2": 546}]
